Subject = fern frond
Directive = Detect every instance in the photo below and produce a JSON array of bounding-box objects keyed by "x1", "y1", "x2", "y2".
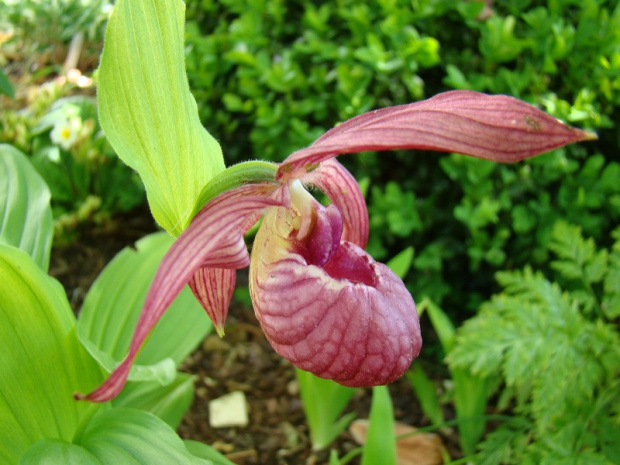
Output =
[
  {"x1": 549, "y1": 221, "x2": 608, "y2": 314},
  {"x1": 448, "y1": 267, "x2": 620, "y2": 430},
  {"x1": 602, "y1": 228, "x2": 620, "y2": 319},
  {"x1": 475, "y1": 418, "x2": 531, "y2": 465},
  {"x1": 549, "y1": 221, "x2": 597, "y2": 272},
  {"x1": 449, "y1": 225, "x2": 620, "y2": 464}
]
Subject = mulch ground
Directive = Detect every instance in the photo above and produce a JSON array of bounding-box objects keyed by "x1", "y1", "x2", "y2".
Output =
[{"x1": 49, "y1": 208, "x2": 460, "y2": 464}]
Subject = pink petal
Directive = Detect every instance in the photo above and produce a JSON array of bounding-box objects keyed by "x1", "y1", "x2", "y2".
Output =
[
  {"x1": 304, "y1": 159, "x2": 369, "y2": 249},
  {"x1": 277, "y1": 90, "x2": 597, "y2": 181},
  {"x1": 188, "y1": 267, "x2": 236, "y2": 337},
  {"x1": 250, "y1": 198, "x2": 421, "y2": 387},
  {"x1": 75, "y1": 184, "x2": 282, "y2": 402}
]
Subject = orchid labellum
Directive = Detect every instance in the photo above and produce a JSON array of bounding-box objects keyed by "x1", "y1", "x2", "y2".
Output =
[{"x1": 76, "y1": 90, "x2": 595, "y2": 402}]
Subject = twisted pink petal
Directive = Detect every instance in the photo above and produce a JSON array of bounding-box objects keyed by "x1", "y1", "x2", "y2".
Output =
[{"x1": 76, "y1": 184, "x2": 282, "y2": 402}]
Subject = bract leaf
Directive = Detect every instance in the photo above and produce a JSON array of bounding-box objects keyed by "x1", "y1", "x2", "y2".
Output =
[
  {"x1": 0, "y1": 144, "x2": 53, "y2": 271},
  {"x1": 77, "y1": 184, "x2": 283, "y2": 402},
  {"x1": 277, "y1": 90, "x2": 597, "y2": 181},
  {"x1": 20, "y1": 411, "x2": 223, "y2": 464},
  {"x1": 0, "y1": 245, "x2": 102, "y2": 464},
  {"x1": 77, "y1": 232, "x2": 212, "y2": 384},
  {"x1": 98, "y1": 0, "x2": 225, "y2": 235}
]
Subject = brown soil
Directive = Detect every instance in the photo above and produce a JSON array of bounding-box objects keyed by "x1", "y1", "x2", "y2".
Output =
[{"x1": 49, "y1": 208, "x2": 459, "y2": 465}]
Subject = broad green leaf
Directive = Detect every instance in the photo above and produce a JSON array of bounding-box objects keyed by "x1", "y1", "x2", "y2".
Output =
[
  {"x1": 0, "y1": 144, "x2": 53, "y2": 271},
  {"x1": 98, "y1": 0, "x2": 225, "y2": 235},
  {"x1": 362, "y1": 386, "x2": 396, "y2": 465},
  {"x1": 78, "y1": 408, "x2": 210, "y2": 464},
  {"x1": 112, "y1": 373, "x2": 196, "y2": 429},
  {"x1": 77, "y1": 232, "x2": 212, "y2": 384},
  {"x1": 24, "y1": 408, "x2": 212, "y2": 465},
  {"x1": 0, "y1": 245, "x2": 103, "y2": 465},
  {"x1": 184, "y1": 440, "x2": 237, "y2": 464},
  {"x1": 296, "y1": 368, "x2": 356, "y2": 450},
  {"x1": 20, "y1": 439, "x2": 100, "y2": 465}
]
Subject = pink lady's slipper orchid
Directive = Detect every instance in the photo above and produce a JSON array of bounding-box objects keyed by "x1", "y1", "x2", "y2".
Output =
[{"x1": 76, "y1": 90, "x2": 595, "y2": 402}]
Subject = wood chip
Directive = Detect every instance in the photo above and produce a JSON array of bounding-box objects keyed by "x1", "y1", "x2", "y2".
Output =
[{"x1": 208, "y1": 391, "x2": 249, "y2": 428}]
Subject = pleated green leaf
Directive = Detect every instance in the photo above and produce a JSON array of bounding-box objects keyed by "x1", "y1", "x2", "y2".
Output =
[
  {"x1": 79, "y1": 408, "x2": 211, "y2": 464},
  {"x1": 21, "y1": 409, "x2": 214, "y2": 465},
  {"x1": 20, "y1": 439, "x2": 101, "y2": 465},
  {"x1": 0, "y1": 144, "x2": 53, "y2": 271},
  {"x1": 98, "y1": 0, "x2": 225, "y2": 235},
  {"x1": 112, "y1": 373, "x2": 196, "y2": 429},
  {"x1": 184, "y1": 440, "x2": 236, "y2": 464},
  {"x1": 0, "y1": 245, "x2": 103, "y2": 465},
  {"x1": 77, "y1": 232, "x2": 212, "y2": 385}
]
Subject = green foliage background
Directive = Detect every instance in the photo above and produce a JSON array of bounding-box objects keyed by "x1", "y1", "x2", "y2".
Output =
[{"x1": 183, "y1": 0, "x2": 619, "y2": 316}]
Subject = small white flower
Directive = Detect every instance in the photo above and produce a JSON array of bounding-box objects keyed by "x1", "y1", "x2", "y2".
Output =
[{"x1": 50, "y1": 117, "x2": 81, "y2": 150}]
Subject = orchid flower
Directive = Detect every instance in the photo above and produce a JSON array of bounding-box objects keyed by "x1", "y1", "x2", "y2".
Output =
[{"x1": 76, "y1": 90, "x2": 595, "y2": 402}]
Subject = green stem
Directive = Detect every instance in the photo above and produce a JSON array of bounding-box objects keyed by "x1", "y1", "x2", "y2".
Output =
[{"x1": 190, "y1": 160, "x2": 278, "y2": 220}]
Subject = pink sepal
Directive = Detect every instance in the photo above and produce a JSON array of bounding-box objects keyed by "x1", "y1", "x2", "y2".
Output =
[{"x1": 277, "y1": 90, "x2": 596, "y2": 181}]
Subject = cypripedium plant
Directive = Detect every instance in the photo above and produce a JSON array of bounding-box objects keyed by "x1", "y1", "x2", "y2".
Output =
[{"x1": 76, "y1": 0, "x2": 595, "y2": 402}]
